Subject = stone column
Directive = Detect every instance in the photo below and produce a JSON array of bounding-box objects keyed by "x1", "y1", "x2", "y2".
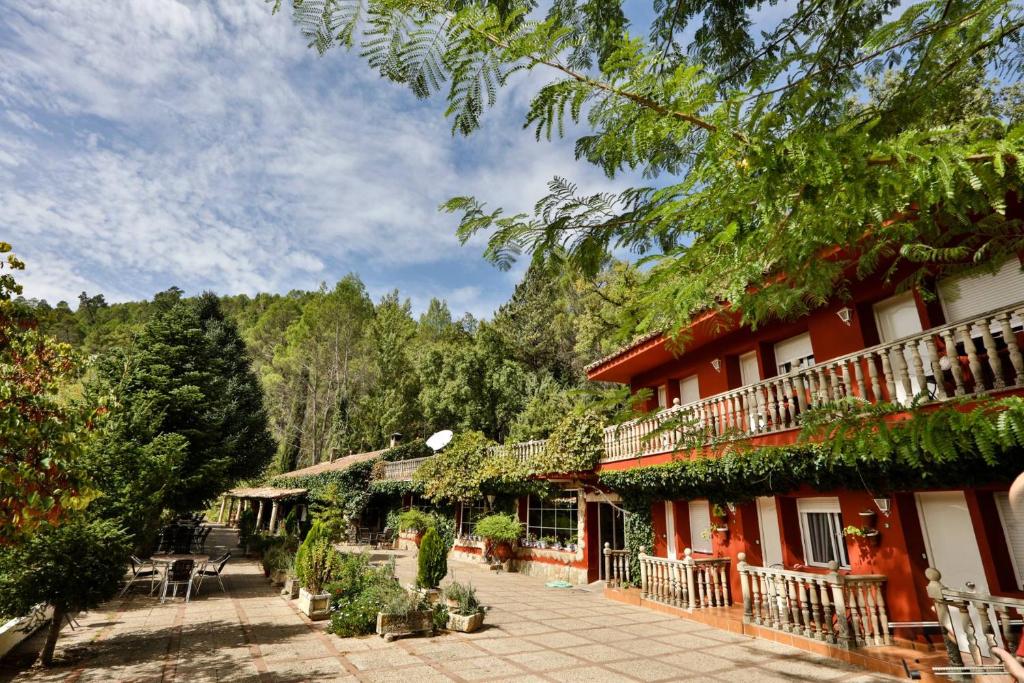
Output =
[
  {"x1": 256, "y1": 500, "x2": 265, "y2": 530},
  {"x1": 218, "y1": 497, "x2": 227, "y2": 524},
  {"x1": 268, "y1": 501, "x2": 280, "y2": 534}
]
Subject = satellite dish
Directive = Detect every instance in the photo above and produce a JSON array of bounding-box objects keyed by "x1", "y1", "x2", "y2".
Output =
[{"x1": 426, "y1": 430, "x2": 453, "y2": 452}]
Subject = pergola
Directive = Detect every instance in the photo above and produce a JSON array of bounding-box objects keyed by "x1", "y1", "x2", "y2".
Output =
[{"x1": 219, "y1": 486, "x2": 307, "y2": 533}]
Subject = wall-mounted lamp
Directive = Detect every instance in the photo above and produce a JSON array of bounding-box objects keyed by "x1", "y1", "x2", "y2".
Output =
[
  {"x1": 726, "y1": 502, "x2": 737, "y2": 513},
  {"x1": 711, "y1": 358, "x2": 722, "y2": 372},
  {"x1": 486, "y1": 494, "x2": 496, "y2": 509},
  {"x1": 873, "y1": 497, "x2": 892, "y2": 517},
  {"x1": 836, "y1": 307, "x2": 854, "y2": 326}
]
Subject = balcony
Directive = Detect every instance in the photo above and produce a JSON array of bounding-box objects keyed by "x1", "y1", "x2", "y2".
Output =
[
  {"x1": 378, "y1": 456, "x2": 432, "y2": 481},
  {"x1": 601, "y1": 301, "x2": 1024, "y2": 463}
]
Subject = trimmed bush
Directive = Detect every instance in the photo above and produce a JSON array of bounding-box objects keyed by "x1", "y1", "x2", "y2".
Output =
[
  {"x1": 417, "y1": 527, "x2": 447, "y2": 589},
  {"x1": 473, "y1": 514, "x2": 522, "y2": 543},
  {"x1": 398, "y1": 509, "x2": 434, "y2": 534}
]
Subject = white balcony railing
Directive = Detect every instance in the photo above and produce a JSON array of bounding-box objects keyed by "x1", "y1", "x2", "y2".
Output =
[
  {"x1": 378, "y1": 456, "x2": 431, "y2": 481},
  {"x1": 600, "y1": 302, "x2": 1024, "y2": 463},
  {"x1": 638, "y1": 549, "x2": 731, "y2": 609},
  {"x1": 737, "y1": 554, "x2": 891, "y2": 648}
]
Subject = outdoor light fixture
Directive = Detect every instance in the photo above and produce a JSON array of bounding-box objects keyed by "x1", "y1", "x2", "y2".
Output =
[
  {"x1": 726, "y1": 502, "x2": 737, "y2": 513},
  {"x1": 836, "y1": 307, "x2": 854, "y2": 326},
  {"x1": 873, "y1": 497, "x2": 892, "y2": 516},
  {"x1": 486, "y1": 494, "x2": 496, "y2": 509},
  {"x1": 711, "y1": 358, "x2": 722, "y2": 372}
]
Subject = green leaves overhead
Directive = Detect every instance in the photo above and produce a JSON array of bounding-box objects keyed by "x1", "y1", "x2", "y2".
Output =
[{"x1": 280, "y1": 0, "x2": 1024, "y2": 336}]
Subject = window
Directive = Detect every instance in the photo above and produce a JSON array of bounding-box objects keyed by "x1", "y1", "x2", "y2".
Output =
[
  {"x1": 775, "y1": 333, "x2": 815, "y2": 375},
  {"x1": 939, "y1": 256, "x2": 1024, "y2": 326},
  {"x1": 657, "y1": 385, "x2": 668, "y2": 409},
  {"x1": 739, "y1": 351, "x2": 760, "y2": 386},
  {"x1": 688, "y1": 500, "x2": 712, "y2": 553},
  {"x1": 678, "y1": 375, "x2": 700, "y2": 406},
  {"x1": 459, "y1": 500, "x2": 488, "y2": 537},
  {"x1": 797, "y1": 498, "x2": 849, "y2": 568},
  {"x1": 527, "y1": 492, "x2": 579, "y2": 542}
]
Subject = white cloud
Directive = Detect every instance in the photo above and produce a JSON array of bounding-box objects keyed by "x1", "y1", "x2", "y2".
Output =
[{"x1": 0, "y1": 1, "x2": 633, "y2": 316}]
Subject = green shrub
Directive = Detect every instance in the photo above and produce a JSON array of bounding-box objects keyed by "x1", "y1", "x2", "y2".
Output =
[
  {"x1": 443, "y1": 581, "x2": 481, "y2": 615},
  {"x1": 398, "y1": 509, "x2": 434, "y2": 533},
  {"x1": 380, "y1": 589, "x2": 427, "y2": 616},
  {"x1": 283, "y1": 508, "x2": 299, "y2": 536},
  {"x1": 326, "y1": 559, "x2": 403, "y2": 637},
  {"x1": 417, "y1": 527, "x2": 447, "y2": 589},
  {"x1": 473, "y1": 514, "x2": 521, "y2": 543},
  {"x1": 296, "y1": 538, "x2": 339, "y2": 593},
  {"x1": 433, "y1": 604, "x2": 449, "y2": 629},
  {"x1": 237, "y1": 508, "x2": 257, "y2": 547}
]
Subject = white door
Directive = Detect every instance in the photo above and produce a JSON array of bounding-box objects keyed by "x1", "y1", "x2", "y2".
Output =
[
  {"x1": 665, "y1": 501, "x2": 677, "y2": 559},
  {"x1": 916, "y1": 491, "x2": 990, "y2": 654},
  {"x1": 679, "y1": 375, "x2": 700, "y2": 406},
  {"x1": 657, "y1": 385, "x2": 668, "y2": 409},
  {"x1": 756, "y1": 496, "x2": 784, "y2": 568},
  {"x1": 739, "y1": 351, "x2": 760, "y2": 385},
  {"x1": 874, "y1": 292, "x2": 927, "y2": 404},
  {"x1": 688, "y1": 500, "x2": 712, "y2": 553}
]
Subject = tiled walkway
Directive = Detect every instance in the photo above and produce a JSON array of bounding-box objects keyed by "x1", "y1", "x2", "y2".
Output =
[{"x1": 3, "y1": 528, "x2": 896, "y2": 682}]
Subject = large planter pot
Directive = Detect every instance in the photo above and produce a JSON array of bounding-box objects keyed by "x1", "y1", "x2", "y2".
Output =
[
  {"x1": 281, "y1": 577, "x2": 300, "y2": 599},
  {"x1": 447, "y1": 611, "x2": 485, "y2": 633},
  {"x1": 297, "y1": 587, "x2": 331, "y2": 620},
  {"x1": 375, "y1": 610, "x2": 433, "y2": 642},
  {"x1": 492, "y1": 541, "x2": 513, "y2": 562},
  {"x1": 420, "y1": 588, "x2": 442, "y2": 605}
]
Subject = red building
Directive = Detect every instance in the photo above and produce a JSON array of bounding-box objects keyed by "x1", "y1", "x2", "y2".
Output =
[{"x1": 380, "y1": 254, "x2": 1024, "y2": 673}]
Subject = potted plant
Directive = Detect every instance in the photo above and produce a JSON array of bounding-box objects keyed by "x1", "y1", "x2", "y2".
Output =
[
  {"x1": 266, "y1": 546, "x2": 291, "y2": 586},
  {"x1": 398, "y1": 509, "x2": 434, "y2": 546},
  {"x1": 711, "y1": 503, "x2": 728, "y2": 520},
  {"x1": 416, "y1": 527, "x2": 447, "y2": 602},
  {"x1": 444, "y1": 581, "x2": 485, "y2": 633},
  {"x1": 281, "y1": 554, "x2": 300, "y2": 599},
  {"x1": 474, "y1": 514, "x2": 521, "y2": 562},
  {"x1": 565, "y1": 535, "x2": 579, "y2": 552},
  {"x1": 296, "y1": 538, "x2": 338, "y2": 620},
  {"x1": 376, "y1": 590, "x2": 433, "y2": 641},
  {"x1": 843, "y1": 525, "x2": 881, "y2": 544}
]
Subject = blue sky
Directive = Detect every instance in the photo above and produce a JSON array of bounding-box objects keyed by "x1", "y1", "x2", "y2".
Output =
[{"x1": 0, "y1": 1, "x2": 633, "y2": 318}]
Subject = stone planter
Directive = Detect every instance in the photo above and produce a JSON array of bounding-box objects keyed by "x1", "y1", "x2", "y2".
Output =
[
  {"x1": 297, "y1": 587, "x2": 331, "y2": 620},
  {"x1": 375, "y1": 610, "x2": 433, "y2": 641},
  {"x1": 447, "y1": 611, "x2": 485, "y2": 633},
  {"x1": 420, "y1": 588, "x2": 442, "y2": 605},
  {"x1": 281, "y1": 577, "x2": 300, "y2": 599},
  {"x1": 270, "y1": 569, "x2": 288, "y2": 587}
]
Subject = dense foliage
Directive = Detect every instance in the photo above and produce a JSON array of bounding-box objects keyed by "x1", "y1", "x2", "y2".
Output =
[
  {"x1": 0, "y1": 244, "x2": 95, "y2": 544},
  {"x1": 534, "y1": 411, "x2": 605, "y2": 474},
  {"x1": 280, "y1": 0, "x2": 1024, "y2": 339},
  {"x1": 473, "y1": 513, "x2": 522, "y2": 543},
  {"x1": 0, "y1": 517, "x2": 131, "y2": 664},
  {"x1": 326, "y1": 553, "x2": 404, "y2": 636}
]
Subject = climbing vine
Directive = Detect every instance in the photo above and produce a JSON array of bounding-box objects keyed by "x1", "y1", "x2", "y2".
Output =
[
  {"x1": 532, "y1": 412, "x2": 605, "y2": 474},
  {"x1": 621, "y1": 493, "x2": 654, "y2": 587},
  {"x1": 599, "y1": 397, "x2": 1024, "y2": 502}
]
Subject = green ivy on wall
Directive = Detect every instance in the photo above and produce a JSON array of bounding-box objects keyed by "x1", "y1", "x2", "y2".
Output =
[
  {"x1": 532, "y1": 411, "x2": 605, "y2": 474},
  {"x1": 621, "y1": 493, "x2": 654, "y2": 587},
  {"x1": 600, "y1": 397, "x2": 1024, "y2": 503}
]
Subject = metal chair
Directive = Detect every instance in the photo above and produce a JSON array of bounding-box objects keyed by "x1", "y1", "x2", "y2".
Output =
[
  {"x1": 191, "y1": 526, "x2": 211, "y2": 553},
  {"x1": 120, "y1": 555, "x2": 161, "y2": 596},
  {"x1": 160, "y1": 559, "x2": 196, "y2": 602},
  {"x1": 374, "y1": 527, "x2": 395, "y2": 549},
  {"x1": 194, "y1": 552, "x2": 231, "y2": 594}
]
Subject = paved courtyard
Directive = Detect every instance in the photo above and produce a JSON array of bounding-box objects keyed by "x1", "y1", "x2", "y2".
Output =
[{"x1": 2, "y1": 528, "x2": 896, "y2": 682}]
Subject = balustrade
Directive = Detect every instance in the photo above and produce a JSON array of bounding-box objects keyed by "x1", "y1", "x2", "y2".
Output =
[
  {"x1": 377, "y1": 456, "x2": 431, "y2": 481},
  {"x1": 926, "y1": 566, "x2": 1024, "y2": 671},
  {"x1": 737, "y1": 554, "x2": 890, "y2": 648},
  {"x1": 603, "y1": 544, "x2": 631, "y2": 587},
  {"x1": 635, "y1": 549, "x2": 731, "y2": 609},
  {"x1": 598, "y1": 302, "x2": 1024, "y2": 463}
]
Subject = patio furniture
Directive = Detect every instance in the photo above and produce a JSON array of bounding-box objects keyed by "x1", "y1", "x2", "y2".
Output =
[
  {"x1": 374, "y1": 527, "x2": 395, "y2": 549},
  {"x1": 120, "y1": 555, "x2": 161, "y2": 596},
  {"x1": 194, "y1": 552, "x2": 231, "y2": 594},
  {"x1": 159, "y1": 559, "x2": 196, "y2": 603},
  {"x1": 191, "y1": 526, "x2": 211, "y2": 553}
]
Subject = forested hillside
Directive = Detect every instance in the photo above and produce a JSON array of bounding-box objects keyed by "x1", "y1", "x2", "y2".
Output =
[{"x1": 23, "y1": 261, "x2": 644, "y2": 474}]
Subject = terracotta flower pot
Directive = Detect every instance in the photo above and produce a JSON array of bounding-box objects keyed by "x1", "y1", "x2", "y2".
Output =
[{"x1": 492, "y1": 541, "x2": 513, "y2": 562}]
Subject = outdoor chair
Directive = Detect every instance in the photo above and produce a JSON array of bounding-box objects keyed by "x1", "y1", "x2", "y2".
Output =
[
  {"x1": 191, "y1": 526, "x2": 211, "y2": 553},
  {"x1": 374, "y1": 527, "x2": 395, "y2": 549},
  {"x1": 159, "y1": 559, "x2": 196, "y2": 603},
  {"x1": 119, "y1": 555, "x2": 161, "y2": 596},
  {"x1": 194, "y1": 552, "x2": 231, "y2": 594},
  {"x1": 155, "y1": 526, "x2": 176, "y2": 554}
]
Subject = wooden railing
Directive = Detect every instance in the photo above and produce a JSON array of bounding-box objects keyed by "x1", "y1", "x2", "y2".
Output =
[
  {"x1": 637, "y1": 549, "x2": 731, "y2": 609},
  {"x1": 603, "y1": 544, "x2": 630, "y2": 587},
  {"x1": 378, "y1": 456, "x2": 431, "y2": 481},
  {"x1": 737, "y1": 553, "x2": 891, "y2": 648},
  {"x1": 926, "y1": 566, "x2": 1024, "y2": 671},
  {"x1": 600, "y1": 302, "x2": 1024, "y2": 463}
]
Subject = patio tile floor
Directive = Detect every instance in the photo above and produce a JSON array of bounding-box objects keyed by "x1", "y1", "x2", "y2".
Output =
[{"x1": 1, "y1": 526, "x2": 899, "y2": 682}]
